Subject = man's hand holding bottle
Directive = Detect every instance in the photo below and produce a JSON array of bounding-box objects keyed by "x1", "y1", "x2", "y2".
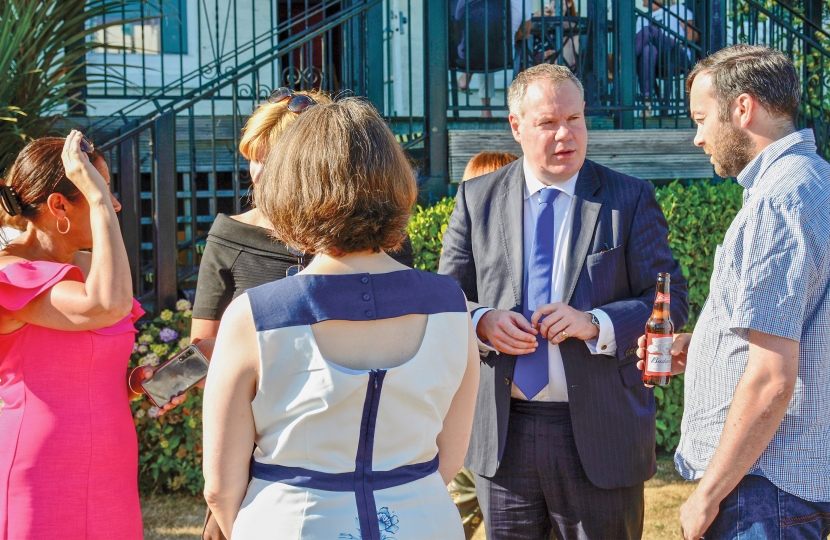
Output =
[{"x1": 636, "y1": 333, "x2": 693, "y2": 384}]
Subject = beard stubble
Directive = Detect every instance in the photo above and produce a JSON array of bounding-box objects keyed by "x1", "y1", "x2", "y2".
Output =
[{"x1": 705, "y1": 120, "x2": 756, "y2": 178}]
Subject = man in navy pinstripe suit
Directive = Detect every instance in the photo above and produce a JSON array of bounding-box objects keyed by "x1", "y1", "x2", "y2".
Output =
[{"x1": 439, "y1": 64, "x2": 688, "y2": 539}]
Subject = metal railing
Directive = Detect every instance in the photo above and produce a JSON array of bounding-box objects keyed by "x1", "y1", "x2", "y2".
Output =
[
  {"x1": 84, "y1": 0, "x2": 829, "y2": 313},
  {"x1": 444, "y1": 0, "x2": 829, "y2": 141},
  {"x1": 727, "y1": 0, "x2": 830, "y2": 158},
  {"x1": 446, "y1": 0, "x2": 706, "y2": 128},
  {"x1": 88, "y1": 0, "x2": 337, "y2": 99},
  {"x1": 87, "y1": 0, "x2": 425, "y2": 314}
]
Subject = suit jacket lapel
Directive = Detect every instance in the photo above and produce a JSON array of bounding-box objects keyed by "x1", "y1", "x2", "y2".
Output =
[
  {"x1": 497, "y1": 158, "x2": 525, "y2": 307},
  {"x1": 563, "y1": 161, "x2": 602, "y2": 306}
]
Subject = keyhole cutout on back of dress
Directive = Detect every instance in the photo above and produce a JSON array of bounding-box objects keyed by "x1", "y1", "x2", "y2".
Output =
[{"x1": 310, "y1": 314, "x2": 429, "y2": 371}]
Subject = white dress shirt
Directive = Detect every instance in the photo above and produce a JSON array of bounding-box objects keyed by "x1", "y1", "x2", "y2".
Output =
[{"x1": 471, "y1": 160, "x2": 617, "y2": 401}]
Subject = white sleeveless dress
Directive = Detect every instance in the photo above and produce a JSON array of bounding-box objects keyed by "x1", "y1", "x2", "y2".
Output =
[{"x1": 233, "y1": 269, "x2": 468, "y2": 540}]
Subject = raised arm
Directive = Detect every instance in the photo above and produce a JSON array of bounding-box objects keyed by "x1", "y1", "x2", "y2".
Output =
[
  {"x1": 2, "y1": 131, "x2": 132, "y2": 331},
  {"x1": 435, "y1": 313, "x2": 480, "y2": 484},
  {"x1": 202, "y1": 294, "x2": 259, "y2": 538}
]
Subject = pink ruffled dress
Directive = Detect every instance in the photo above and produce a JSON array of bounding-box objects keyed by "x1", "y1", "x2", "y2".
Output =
[{"x1": 0, "y1": 260, "x2": 144, "y2": 539}]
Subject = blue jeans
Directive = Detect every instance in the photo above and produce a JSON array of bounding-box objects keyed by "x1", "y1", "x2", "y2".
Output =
[{"x1": 704, "y1": 474, "x2": 830, "y2": 539}]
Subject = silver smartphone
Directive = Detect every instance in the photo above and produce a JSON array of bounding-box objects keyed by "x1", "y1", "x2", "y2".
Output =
[{"x1": 140, "y1": 344, "x2": 209, "y2": 408}]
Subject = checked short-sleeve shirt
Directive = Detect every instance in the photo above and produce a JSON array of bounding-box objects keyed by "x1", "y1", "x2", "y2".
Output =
[{"x1": 675, "y1": 130, "x2": 830, "y2": 502}]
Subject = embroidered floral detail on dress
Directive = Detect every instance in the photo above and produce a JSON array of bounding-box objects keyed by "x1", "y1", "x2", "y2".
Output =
[{"x1": 338, "y1": 507, "x2": 400, "y2": 540}]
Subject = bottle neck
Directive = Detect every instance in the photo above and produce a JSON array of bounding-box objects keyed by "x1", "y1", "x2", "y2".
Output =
[{"x1": 651, "y1": 280, "x2": 670, "y2": 318}]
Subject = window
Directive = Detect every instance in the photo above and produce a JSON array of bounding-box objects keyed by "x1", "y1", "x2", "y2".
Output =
[{"x1": 95, "y1": 0, "x2": 187, "y2": 55}]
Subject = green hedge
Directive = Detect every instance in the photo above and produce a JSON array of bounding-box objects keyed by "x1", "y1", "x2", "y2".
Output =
[
  {"x1": 408, "y1": 196, "x2": 455, "y2": 273},
  {"x1": 131, "y1": 179, "x2": 743, "y2": 494},
  {"x1": 407, "y1": 179, "x2": 744, "y2": 452},
  {"x1": 651, "y1": 180, "x2": 743, "y2": 449}
]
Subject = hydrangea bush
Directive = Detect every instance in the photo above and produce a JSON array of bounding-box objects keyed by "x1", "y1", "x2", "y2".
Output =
[{"x1": 130, "y1": 300, "x2": 205, "y2": 495}]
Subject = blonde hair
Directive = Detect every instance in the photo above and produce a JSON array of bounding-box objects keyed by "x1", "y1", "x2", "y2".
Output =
[
  {"x1": 239, "y1": 89, "x2": 332, "y2": 161},
  {"x1": 462, "y1": 151, "x2": 519, "y2": 181},
  {"x1": 507, "y1": 64, "x2": 584, "y2": 118},
  {"x1": 255, "y1": 98, "x2": 417, "y2": 255}
]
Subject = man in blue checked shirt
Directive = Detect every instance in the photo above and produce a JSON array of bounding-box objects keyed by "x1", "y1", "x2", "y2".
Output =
[{"x1": 638, "y1": 45, "x2": 830, "y2": 540}]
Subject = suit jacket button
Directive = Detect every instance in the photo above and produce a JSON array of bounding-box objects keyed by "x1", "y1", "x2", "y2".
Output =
[{"x1": 504, "y1": 377, "x2": 511, "y2": 386}]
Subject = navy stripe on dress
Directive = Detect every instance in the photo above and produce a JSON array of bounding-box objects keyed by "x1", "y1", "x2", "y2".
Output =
[
  {"x1": 247, "y1": 269, "x2": 467, "y2": 331},
  {"x1": 250, "y1": 369, "x2": 439, "y2": 540}
]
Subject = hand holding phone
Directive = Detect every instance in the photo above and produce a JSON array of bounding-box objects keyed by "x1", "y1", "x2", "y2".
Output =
[{"x1": 139, "y1": 345, "x2": 210, "y2": 408}]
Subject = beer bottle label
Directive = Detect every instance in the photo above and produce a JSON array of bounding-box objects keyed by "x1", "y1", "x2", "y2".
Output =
[
  {"x1": 655, "y1": 292, "x2": 670, "y2": 304},
  {"x1": 645, "y1": 334, "x2": 673, "y2": 375}
]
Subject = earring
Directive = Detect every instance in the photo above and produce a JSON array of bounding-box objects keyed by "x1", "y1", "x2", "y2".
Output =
[{"x1": 56, "y1": 216, "x2": 71, "y2": 234}]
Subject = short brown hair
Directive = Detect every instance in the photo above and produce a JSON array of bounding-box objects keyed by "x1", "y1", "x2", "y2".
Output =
[
  {"x1": 239, "y1": 90, "x2": 332, "y2": 161},
  {"x1": 462, "y1": 151, "x2": 519, "y2": 181},
  {"x1": 507, "y1": 64, "x2": 584, "y2": 118},
  {"x1": 687, "y1": 45, "x2": 801, "y2": 123},
  {"x1": 255, "y1": 98, "x2": 417, "y2": 254},
  {"x1": 0, "y1": 137, "x2": 105, "y2": 230}
]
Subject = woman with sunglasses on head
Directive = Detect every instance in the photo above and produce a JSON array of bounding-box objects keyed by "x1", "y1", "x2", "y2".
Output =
[
  {"x1": 202, "y1": 98, "x2": 479, "y2": 540},
  {"x1": 191, "y1": 88, "x2": 415, "y2": 366},
  {"x1": 193, "y1": 88, "x2": 334, "y2": 540},
  {"x1": 0, "y1": 133, "x2": 179, "y2": 539},
  {"x1": 190, "y1": 89, "x2": 333, "y2": 364}
]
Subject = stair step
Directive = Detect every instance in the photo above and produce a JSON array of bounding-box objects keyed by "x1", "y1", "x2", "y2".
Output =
[{"x1": 448, "y1": 129, "x2": 713, "y2": 181}]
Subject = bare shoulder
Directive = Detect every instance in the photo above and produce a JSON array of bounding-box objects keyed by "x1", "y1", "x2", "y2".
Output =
[
  {"x1": 215, "y1": 294, "x2": 258, "y2": 358},
  {"x1": 220, "y1": 293, "x2": 254, "y2": 328},
  {"x1": 211, "y1": 293, "x2": 259, "y2": 379},
  {"x1": 0, "y1": 253, "x2": 28, "y2": 273}
]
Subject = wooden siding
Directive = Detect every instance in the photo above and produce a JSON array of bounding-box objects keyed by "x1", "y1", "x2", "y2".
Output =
[{"x1": 448, "y1": 129, "x2": 714, "y2": 182}]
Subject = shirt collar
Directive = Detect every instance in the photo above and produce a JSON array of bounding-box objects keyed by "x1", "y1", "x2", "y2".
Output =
[
  {"x1": 522, "y1": 159, "x2": 579, "y2": 201},
  {"x1": 736, "y1": 129, "x2": 816, "y2": 191}
]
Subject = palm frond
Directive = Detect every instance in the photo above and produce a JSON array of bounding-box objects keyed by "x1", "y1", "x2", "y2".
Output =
[{"x1": 0, "y1": 0, "x2": 152, "y2": 171}]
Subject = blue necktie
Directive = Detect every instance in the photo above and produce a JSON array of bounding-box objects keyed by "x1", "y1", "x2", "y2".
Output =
[{"x1": 513, "y1": 187, "x2": 559, "y2": 400}]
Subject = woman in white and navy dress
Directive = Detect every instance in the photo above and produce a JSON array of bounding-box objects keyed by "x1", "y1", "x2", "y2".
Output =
[{"x1": 202, "y1": 98, "x2": 480, "y2": 540}]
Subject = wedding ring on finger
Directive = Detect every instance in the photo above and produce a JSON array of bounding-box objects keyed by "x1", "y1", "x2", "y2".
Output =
[{"x1": 561, "y1": 331, "x2": 569, "y2": 340}]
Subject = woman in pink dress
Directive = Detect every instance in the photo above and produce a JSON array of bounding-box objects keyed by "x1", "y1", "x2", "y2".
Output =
[{"x1": 0, "y1": 133, "x2": 178, "y2": 539}]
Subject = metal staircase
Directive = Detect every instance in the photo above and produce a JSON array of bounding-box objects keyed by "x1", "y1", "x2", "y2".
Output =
[
  {"x1": 77, "y1": 0, "x2": 828, "y2": 315},
  {"x1": 82, "y1": 0, "x2": 424, "y2": 313}
]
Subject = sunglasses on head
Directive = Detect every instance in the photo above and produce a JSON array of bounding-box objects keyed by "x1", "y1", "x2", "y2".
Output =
[
  {"x1": 267, "y1": 87, "x2": 317, "y2": 113},
  {"x1": 68, "y1": 134, "x2": 95, "y2": 154}
]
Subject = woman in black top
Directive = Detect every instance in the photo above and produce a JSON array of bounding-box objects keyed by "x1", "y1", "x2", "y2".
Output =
[
  {"x1": 192, "y1": 89, "x2": 414, "y2": 354},
  {"x1": 192, "y1": 213, "x2": 297, "y2": 321}
]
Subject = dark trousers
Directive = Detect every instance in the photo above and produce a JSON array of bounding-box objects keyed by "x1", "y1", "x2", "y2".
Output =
[
  {"x1": 635, "y1": 25, "x2": 691, "y2": 101},
  {"x1": 704, "y1": 474, "x2": 830, "y2": 539},
  {"x1": 475, "y1": 399, "x2": 644, "y2": 540}
]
